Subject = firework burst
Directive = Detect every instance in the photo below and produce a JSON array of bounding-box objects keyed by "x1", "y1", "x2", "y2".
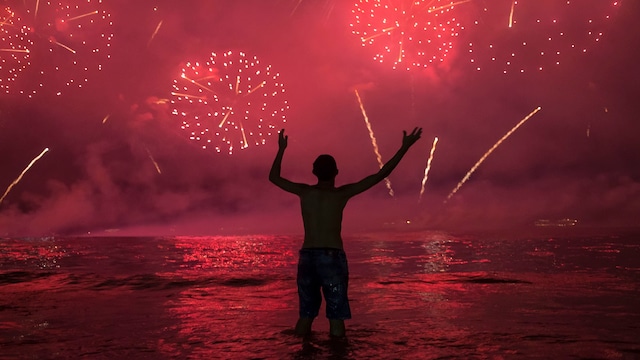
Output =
[
  {"x1": 0, "y1": 6, "x2": 33, "y2": 95},
  {"x1": 2, "y1": 0, "x2": 113, "y2": 96},
  {"x1": 350, "y1": 0, "x2": 468, "y2": 70},
  {"x1": 465, "y1": 0, "x2": 622, "y2": 73},
  {"x1": 170, "y1": 50, "x2": 289, "y2": 154}
]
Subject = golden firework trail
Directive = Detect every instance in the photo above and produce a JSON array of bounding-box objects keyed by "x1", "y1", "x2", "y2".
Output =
[
  {"x1": 67, "y1": 10, "x2": 98, "y2": 22},
  {"x1": 419, "y1": 137, "x2": 438, "y2": 202},
  {"x1": 246, "y1": 81, "x2": 266, "y2": 95},
  {"x1": 509, "y1": 0, "x2": 516, "y2": 28},
  {"x1": 427, "y1": 0, "x2": 472, "y2": 13},
  {"x1": 446, "y1": 107, "x2": 542, "y2": 202},
  {"x1": 102, "y1": 114, "x2": 110, "y2": 124},
  {"x1": 354, "y1": 89, "x2": 394, "y2": 197},
  {"x1": 240, "y1": 122, "x2": 249, "y2": 149},
  {"x1": 51, "y1": 40, "x2": 76, "y2": 54},
  {"x1": 0, "y1": 49, "x2": 30, "y2": 53},
  {"x1": 180, "y1": 74, "x2": 214, "y2": 94},
  {"x1": 0, "y1": 148, "x2": 49, "y2": 205},
  {"x1": 1, "y1": 11, "x2": 13, "y2": 26},
  {"x1": 290, "y1": 0, "x2": 303, "y2": 16},
  {"x1": 145, "y1": 147, "x2": 162, "y2": 174},
  {"x1": 218, "y1": 108, "x2": 232, "y2": 128},
  {"x1": 148, "y1": 20, "x2": 163, "y2": 46}
]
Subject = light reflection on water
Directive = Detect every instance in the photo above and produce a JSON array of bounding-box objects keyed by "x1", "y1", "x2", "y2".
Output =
[{"x1": 1, "y1": 230, "x2": 639, "y2": 359}]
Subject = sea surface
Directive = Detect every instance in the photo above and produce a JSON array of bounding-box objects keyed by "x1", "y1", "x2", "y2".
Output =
[{"x1": 1, "y1": 229, "x2": 639, "y2": 359}]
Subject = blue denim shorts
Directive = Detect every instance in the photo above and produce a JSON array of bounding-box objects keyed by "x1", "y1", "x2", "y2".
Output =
[{"x1": 297, "y1": 248, "x2": 351, "y2": 320}]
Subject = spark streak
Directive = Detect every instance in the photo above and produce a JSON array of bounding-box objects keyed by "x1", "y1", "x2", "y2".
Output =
[
  {"x1": 419, "y1": 137, "x2": 438, "y2": 202},
  {"x1": 246, "y1": 81, "x2": 266, "y2": 95},
  {"x1": 148, "y1": 20, "x2": 163, "y2": 46},
  {"x1": 218, "y1": 109, "x2": 232, "y2": 128},
  {"x1": 354, "y1": 89, "x2": 394, "y2": 197},
  {"x1": 508, "y1": 0, "x2": 516, "y2": 28},
  {"x1": 50, "y1": 39, "x2": 76, "y2": 54},
  {"x1": 66, "y1": 10, "x2": 98, "y2": 22},
  {"x1": 0, "y1": 49, "x2": 30, "y2": 53},
  {"x1": 446, "y1": 107, "x2": 542, "y2": 202},
  {"x1": 181, "y1": 74, "x2": 214, "y2": 93},
  {"x1": 427, "y1": 0, "x2": 472, "y2": 13},
  {"x1": 0, "y1": 148, "x2": 49, "y2": 205},
  {"x1": 240, "y1": 123, "x2": 248, "y2": 149},
  {"x1": 145, "y1": 147, "x2": 162, "y2": 174}
]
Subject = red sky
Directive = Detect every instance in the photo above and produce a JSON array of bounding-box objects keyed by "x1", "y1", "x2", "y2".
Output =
[{"x1": 1, "y1": 0, "x2": 639, "y2": 236}]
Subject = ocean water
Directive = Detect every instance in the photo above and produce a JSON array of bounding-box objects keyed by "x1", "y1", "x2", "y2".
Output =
[{"x1": 1, "y1": 229, "x2": 639, "y2": 359}]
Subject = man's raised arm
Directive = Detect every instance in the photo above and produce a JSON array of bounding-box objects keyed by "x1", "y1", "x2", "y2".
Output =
[
  {"x1": 342, "y1": 127, "x2": 422, "y2": 197},
  {"x1": 269, "y1": 129, "x2": 307, "y2": 194}
]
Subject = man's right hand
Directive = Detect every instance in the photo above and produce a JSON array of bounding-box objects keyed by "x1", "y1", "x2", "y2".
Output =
[{"x1": 278, "y1": 129, "x2": 288, "y2": 150}]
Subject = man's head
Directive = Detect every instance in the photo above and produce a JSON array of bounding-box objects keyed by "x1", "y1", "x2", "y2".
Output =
[{"x1": 313, "y1": 154, "x2": 338, "y2": 181}]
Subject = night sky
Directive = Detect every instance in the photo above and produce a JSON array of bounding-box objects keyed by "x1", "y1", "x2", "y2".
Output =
[{"x1": 1, "y1": 0, "x2": 639, "y2": 236}]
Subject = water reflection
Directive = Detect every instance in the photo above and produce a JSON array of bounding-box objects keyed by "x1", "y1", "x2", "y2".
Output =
[{"x1": 0, "y1": 231, "x2": 639, "y2": 358}]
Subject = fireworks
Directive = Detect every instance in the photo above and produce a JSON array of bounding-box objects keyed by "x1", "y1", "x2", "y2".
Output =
[
  {"x1": 350, "y1": 0, "x2": 466, "y2": 71},
  {"x1": 170, "y1": 50, "x2": 288, "y2": 154},
  {"x1": 419, "y1": 136, "x2": 438, "y2": 202},
  {"x1": 465, "y1": 0, "x2": 622, "y2": 73},
  {"x1": 0, "y1": 148, "x2": 50, "y2": 206},
  {"x1": 354, "y1": 89, "x2": 394, "y2": 196},
  {"x1": 145, "y1": 147, "x2": 162, "y2": 175},
  {"x1": 1, "y1": 0, "x2": 113, "y2": 96},
  {"x1": 147, "y1": 20, "x2": 163, "y2": 46},
  {"x1": 0, "y1": 6, "x2": 33, "y2": 95},
  {"x1": 446, "y1": 107, "x2": 541, "y2": 202}
]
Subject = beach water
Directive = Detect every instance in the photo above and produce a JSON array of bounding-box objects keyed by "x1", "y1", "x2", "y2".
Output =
[{"x1": 1, "y1": 229, "x2": 639, "y2": 359}]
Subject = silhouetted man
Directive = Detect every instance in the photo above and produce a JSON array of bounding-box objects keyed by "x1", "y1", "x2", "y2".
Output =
[{"x1": 269, "y1": 127, "x2": 422, "y2": 337}]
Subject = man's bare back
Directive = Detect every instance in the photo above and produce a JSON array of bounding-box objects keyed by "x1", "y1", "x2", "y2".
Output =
[{"x1": 299, "y1": 184, "x2": 350, "y2": 249}]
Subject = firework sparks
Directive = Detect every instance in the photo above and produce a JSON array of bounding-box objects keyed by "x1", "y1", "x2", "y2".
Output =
[
  {"x1": 4, "y1": 0, "x2": 114, "y2": 96},
  {"x1": 354, "y1": 89, "x2": 394, "y2": 197},
  {"x1": 145, "y1": 147, "x2": 162, "y2": 175},
  {"x1": 446, "y1": 107, "x2": 541, "y2": 202},
  {"x1": 0, "y1": 6, "x2": 33, "y2": 95},
  {"x1": 419, "y1": 136, "x2": 438, "y2": 203},
  {"x1": 0, "y1": 48, "x2": 30, "y2": 53},
  {"x1": 466, "y1": 0, "x2": 622, "y2": 73},
  {"x1": 170, "y1": 50, "x2": 288, "y2": 154},
  {"x1": 0, "y1": 148, "x2": 50, "y2": 206},
  {"x1": 65, "y1": 10, "x2": 98, "y2": 22},
  {"x1": 148, "y1": 20, "x2": 163, "y2": 46},
  {"x1": 350, "y1": 0, "x2": 467, "y2": 70},
  {"x1": 49, "y1": 39, "x2": 76, "y2": 54},
  {"x1": 508, "y1": 0, "x2": 516, "y2": 28},
  {"x1": 428, "y1": 0, "x2": 471, "y2": 13}
]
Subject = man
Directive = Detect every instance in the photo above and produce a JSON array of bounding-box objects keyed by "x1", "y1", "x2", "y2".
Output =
[{"x1": 269, "y1": 127, "x2": 422, "y2": 337}]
